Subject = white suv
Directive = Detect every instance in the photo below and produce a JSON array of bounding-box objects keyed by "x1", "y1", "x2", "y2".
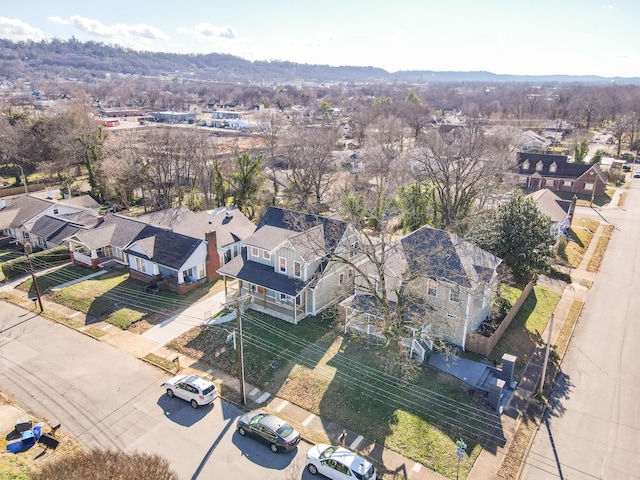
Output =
[
  {"x1": 306, "y1": 444, "x2": 376, "y2": 480},
  {"x1": 163, "y1": 374, "x2": 218, "y2": 408}
]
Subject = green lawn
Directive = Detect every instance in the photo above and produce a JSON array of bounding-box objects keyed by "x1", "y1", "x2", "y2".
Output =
[
  {"x1": 489, "y1": 285, "x2": 562, "y2": 378},
  {"x1": 168, "y1": 310, "x2": 498, "y2": 478},
  {"x1": 20, "y1": 266, "x2": 215, "y2": 329}
]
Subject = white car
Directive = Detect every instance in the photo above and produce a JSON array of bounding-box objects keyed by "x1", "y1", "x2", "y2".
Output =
[
  {"x1": 306, "y1": 444, "x2": 376, "y2": 480},
  {"x1": 163, "y1": 374, "x2": 217, "y2": 408}
]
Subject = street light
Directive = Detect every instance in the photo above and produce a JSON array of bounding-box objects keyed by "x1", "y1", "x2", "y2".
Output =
[{"x1": 15, "y1": 164, "x2": 28, "y2": 194}]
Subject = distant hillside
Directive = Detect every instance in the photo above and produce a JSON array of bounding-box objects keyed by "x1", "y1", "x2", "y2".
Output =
[{"x1": 0, "y1": 38, "x2": 638, "y2": 85}]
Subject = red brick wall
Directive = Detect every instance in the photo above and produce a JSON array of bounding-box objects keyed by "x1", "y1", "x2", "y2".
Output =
[{"x1": 205, "y1": 230, "x2": 221, "y2": 282}]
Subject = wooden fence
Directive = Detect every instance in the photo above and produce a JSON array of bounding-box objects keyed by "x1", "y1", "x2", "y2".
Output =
[
  {"x1": 465, "y1": 280, "x2": 535, "y2": 357},
  {"x1": 0, "y1": 183, "x2": 47, "y2": 198}
]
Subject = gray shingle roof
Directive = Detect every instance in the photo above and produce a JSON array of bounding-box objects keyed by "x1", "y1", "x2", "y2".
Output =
[
  {"x1": 126, "y1": 224, "x2": 203, "y2": 270},
  {"x1": 398, "y1": 225, "x2": 502, "y2": 288},
  {"x1": 217, "y1": 249, "x2": 308, "y2": 296},
  {"x1": 0, "y1": 195, "x2": 53, "y2": 229},
  {"x1": 137, "y1": 205, "x2": 256, "y2": 246}
]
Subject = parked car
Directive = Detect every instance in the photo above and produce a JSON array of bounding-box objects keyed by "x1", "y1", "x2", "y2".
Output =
[
  {"x1": 634, "y1": 171, "x2": 640, "y2": 178},
  {"x1": 162, "y1": 374, "x2": 217, "y2": 408},
  {"x1": 236, "y1": 412, "x2": 300, "y2": 452},
  {"x1": 306, "y1": 444, "x2": 376, "y2": 480}
]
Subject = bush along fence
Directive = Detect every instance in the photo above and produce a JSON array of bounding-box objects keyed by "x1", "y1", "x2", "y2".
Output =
[{"x1": 1, "y1": 246, "x2": 70, "y2": 281}]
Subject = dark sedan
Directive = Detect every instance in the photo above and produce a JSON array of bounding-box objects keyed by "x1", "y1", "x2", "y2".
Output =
[{"x1": 236, "y1": 412, "x2": 301, "y2": 453}]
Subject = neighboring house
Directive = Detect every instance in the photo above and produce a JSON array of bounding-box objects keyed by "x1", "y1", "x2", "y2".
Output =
[
  {"x1": 526, "y1": 189, "x2": 576, "y2": 240},
  {"x1": 217, "y1": 207, "x2": 359, "y2": 324},
  {"x1": 23, "y1": 210, "x2": 101, "y2": 250},
  {"x1": 341, "y1": 225, "x2": 502, "y2": 353},
  {"x1": 68, "y1": 205, "x2": 256, "y2": 294},
  {"x1": 517, "y1": 130, "x2": 549, "y2": 152},
  {"x1": 68, "y1": 214, "x2": 215, "y2": 294},
  {"x1": 137, "y1": 205, "x2": 256, "y2": 279},
  {"x1": 511, "y1": 152, "x2": 607, "y2": 196},
  {"x1": 0, "y1": 194, "x2": 100, "y2": 249}
]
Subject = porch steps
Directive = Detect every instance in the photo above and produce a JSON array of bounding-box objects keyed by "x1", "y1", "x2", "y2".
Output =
[{"x1": 475, "y1": 366, "x2": 499, "y2": 392}]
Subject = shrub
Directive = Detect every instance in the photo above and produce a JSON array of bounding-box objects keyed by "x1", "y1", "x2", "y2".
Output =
[{"x1": 29, "y1": 448, "x2": 179, "y2": 480}]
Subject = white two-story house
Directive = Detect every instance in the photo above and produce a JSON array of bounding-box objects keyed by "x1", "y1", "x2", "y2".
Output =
[{"x1": 217, "y1": 207, "x2": 359, "y2": 323}]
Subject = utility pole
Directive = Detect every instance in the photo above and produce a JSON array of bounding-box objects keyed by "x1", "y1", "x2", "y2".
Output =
[
  {"x1": 223, "y1": 294, "x2": 252, "y2": 405},
  {"x1": 539, "y1": 313, "x2": 554, "y2": 395},
  {"x1": 24, "y1": 243, "x2": 43, "y2": 312}
]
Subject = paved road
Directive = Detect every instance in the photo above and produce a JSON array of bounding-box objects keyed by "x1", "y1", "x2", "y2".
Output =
[
  {"x1": 0, "y1": 303, "x2": 314, "y2": 479},
  {"x1": 522, "y1": 181, "x2": 640, "y2": 479}
]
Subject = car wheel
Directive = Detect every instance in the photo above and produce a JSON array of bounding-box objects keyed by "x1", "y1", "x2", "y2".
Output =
[
  {"x1": 308, "y1": 464, "x2": 318, "y2": 475},
  {"x1": 166, "y1": 389, "x2": 174, "y2": 397},
  {"x1": 238, "y1": 427, "x2": 246, "y2": 436},
  {"x1": 270, "y1": 443, "x2": 279, "y2": 453},
  {"x1": 191, "y1": 399, "x2": 199, "y2": 409}
]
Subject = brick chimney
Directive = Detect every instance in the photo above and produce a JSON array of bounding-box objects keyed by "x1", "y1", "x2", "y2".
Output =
[{"x1": 205, "y1": 230, "x2": 221, "y2": 282}]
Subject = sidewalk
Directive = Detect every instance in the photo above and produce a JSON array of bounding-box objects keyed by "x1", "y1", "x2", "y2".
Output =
[
  {"x1": 467, "y1": 214, "x2": 608, "y2": 479},
  {"x1": 0, "y1": 205, "x2": 610, "y2": 479},
  {"x1": 2, "y1": 281, "x2": 448, "y2": 480}
]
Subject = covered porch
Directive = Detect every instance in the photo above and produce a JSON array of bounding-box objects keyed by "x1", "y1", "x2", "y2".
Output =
[{"x1": 221, "y1": 276, "x2": 307, "y2": 324}]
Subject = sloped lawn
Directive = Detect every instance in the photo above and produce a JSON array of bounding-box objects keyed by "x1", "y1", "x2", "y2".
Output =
[{"x1": 168, "y1": 310, "x2": 500, "y2": 478}]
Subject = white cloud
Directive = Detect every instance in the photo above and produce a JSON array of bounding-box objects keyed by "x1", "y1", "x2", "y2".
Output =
[
  {"x1": 45, "y1": 15, "x2": 168, "y2": 49},
  {"x1": 178, "y1": 23, "x2": 237, "y2": 40},
  {"x1": 48, "y1": 16, "x2": 70, "y2": 25},
  {"x1": 0, "y1": 17, "x2": 43, "y2": 40}
]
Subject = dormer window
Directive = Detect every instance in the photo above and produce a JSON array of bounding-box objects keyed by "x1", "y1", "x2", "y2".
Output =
[
  {"x1": 536, "y1": 161, "x2": 543, "y2": 172},
  {"x1": 293, "y1": 261, "x2": 301, "y2": 278},
  {"x1": 279, "y1": 257, "x2": 287, "y2": 273},
  {"x1": 549, "y1": 162, "x2": 557, "y2": 173},
  {"x1": 522, "y1": 160, "x2": 530, "y2": 169}
]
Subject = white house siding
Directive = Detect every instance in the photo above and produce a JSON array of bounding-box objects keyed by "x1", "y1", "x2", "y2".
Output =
[{"x1": 312, "y1": 261, "x2": 352, "y2": 315}]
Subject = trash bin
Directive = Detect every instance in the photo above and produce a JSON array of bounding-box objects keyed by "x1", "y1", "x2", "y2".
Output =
[{"x1": 15, "y1": 419, "x2": 32, "y2": 434}]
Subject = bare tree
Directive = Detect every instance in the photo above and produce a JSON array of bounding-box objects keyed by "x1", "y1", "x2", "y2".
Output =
[
  {"x1": 281, "y1": 126, "x2": 339, "y2": 211},
  {"x1": 413, "y1": 122, "x2": 508, "y2": 231}
]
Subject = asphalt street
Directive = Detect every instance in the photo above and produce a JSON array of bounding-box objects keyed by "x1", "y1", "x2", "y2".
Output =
[
  {"x1": 522, "y1": 180, "x2": 640, "y2": 479},
  {"x1": 0, "y1": 303, "x2": 316, "y2": 479}
]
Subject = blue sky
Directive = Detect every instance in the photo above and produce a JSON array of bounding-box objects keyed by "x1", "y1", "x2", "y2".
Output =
[{"x1": 0, "y1": 0, "x2": 638, "y2": 77}]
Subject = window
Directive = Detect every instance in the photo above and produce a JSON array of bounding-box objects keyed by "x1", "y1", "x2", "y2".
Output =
[
  {"x1": 522, "y1": 160, "x2": 530, "y2": 169},
  {"x1": 250, "y1": 246, "x2": 259, "y2": 257},
  {"x1": 350, "y1": 241, "x2": 358, "y2": 258},
  {"x1": 250, "y1": 284, "x2": 258, "y2": 293},
  {"x1": 339, "y1": 273, "x2": 344, "y2": 284},
  {"x1": 293, "y1": 261, "x2": 301, "y2": 277},
  {"x1": 545, "y1": 179, "x2": 554, "y2": 186},
  {"x1": 536, "y1": 161, "x2": 543, "y2": 172},
  {"x1": 263, "y1": 250, "x2": 271, "y2": 260},
  {"x1": 198, "y1": 263, "x2": 205, "y2": 278},
  {"x1": 584, "y1": 182, "x2": 594, "y2": 191},
  {"x1": 563, "y1": 180, "x2": 573, "y2": 187},
  {"x1": 134, "y1": 256, "x2": 146, "y2": 274},
  {"x1": 549, "y1": 162, "x2": 557, "y2": 173},
  {"x1": 427, "y1": 279, "x2": 437, "y2": 297},
  {"x1": 279, "y1": 257, "x2": 287, "y2": 273},
  {"x1": 449, "y1": 287, "x2": 460, "y2": 303}
]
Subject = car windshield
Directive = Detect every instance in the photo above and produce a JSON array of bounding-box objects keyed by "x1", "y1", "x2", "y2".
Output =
[
  {"x1": 353, "y1": 464, "x2": 375, "y2": 480},
  {"x1": 320, "y1": 446, "x2": 338, "y2": 459},
  {"x1": 202, "y1": 385, "x2": 215, "y2": 395},
  {"x1": 276, "y1": 423, "x2": 295, "y2": 438}
]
